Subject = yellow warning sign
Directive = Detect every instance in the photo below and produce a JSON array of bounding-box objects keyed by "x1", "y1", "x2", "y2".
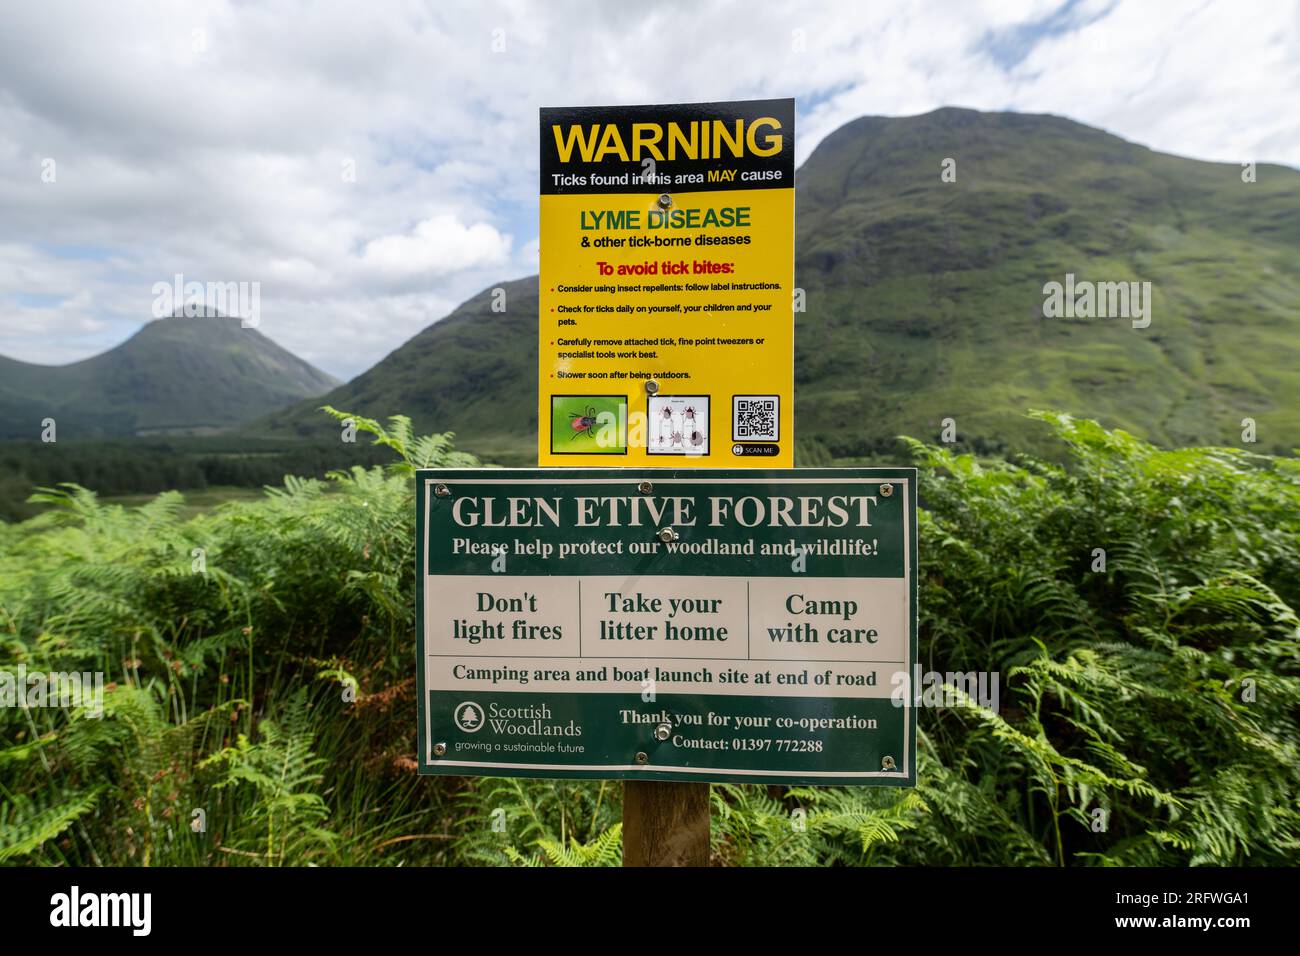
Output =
[{"x1": 538, "y1": 99, "x2": 795, "y2": 466}]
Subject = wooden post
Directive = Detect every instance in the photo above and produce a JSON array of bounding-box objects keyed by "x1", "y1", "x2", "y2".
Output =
[{"x1": 623, "y1": 781, "x2": 710, "y2": 867}]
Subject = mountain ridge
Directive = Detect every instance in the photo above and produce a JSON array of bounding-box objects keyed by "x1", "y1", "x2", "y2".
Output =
[
  {"x1": 249, "y1": 108, "x2": 1300, "y2": 457},
  {"x1": 0, "y1": 315, "x2": 340, "y2": 439}
]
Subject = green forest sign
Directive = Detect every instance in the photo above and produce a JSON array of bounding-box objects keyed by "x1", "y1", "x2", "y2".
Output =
[{"x1": 416, "y1": 468, "x2": 917, "y2": 785}]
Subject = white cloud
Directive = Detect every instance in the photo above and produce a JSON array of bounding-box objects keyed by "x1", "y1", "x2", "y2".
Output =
[
  {"x1": 0, "y1": 0, "x2": 1295, "y2": 378},
  {"x1": 360, "y1": 215, "x2": 512, "y2": 284},
  {"x1": 518, "y1": 237, "x2": 541, "y2": 274}
]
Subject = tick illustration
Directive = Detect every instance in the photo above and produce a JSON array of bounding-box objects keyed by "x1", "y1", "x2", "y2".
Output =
[{"x1": 569, "y1": 405, "x2": 599, "y2": 440}]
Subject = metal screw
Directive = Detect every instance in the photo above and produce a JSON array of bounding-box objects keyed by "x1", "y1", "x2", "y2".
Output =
[
  {"x1": 880, "y1": 483, "x2": 893, "y2": 498},
  {"x1": 433, "y1": 742, "x2": 447, "y2": 757},
  {"x1": 657, "y1": 527, "x2": 679, "y2": 543},
  {"x1": 881, "y1": 755, "x2": 896, "y2": 770},
  {"x1": 635, "y1": 751, "x2": 649, "y2": 764},
  {"x1": 645, "y1": 379, "x2": 659, "y2": 395},
  {"x1": 657, "y1": 193, "x2": 672, "y2": 209},
  {"x1": 434, "y1": 483, "x2": 451, "y2": 498},
  {"x1": 654, "y1": 723, "x2": 671, "y2": 741},
  {"x1": 637, "y1": 480, "x2": 653, "y2": 495}
]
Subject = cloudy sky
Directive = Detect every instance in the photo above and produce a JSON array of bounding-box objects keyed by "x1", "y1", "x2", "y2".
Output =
[{"x1": 1, "y1": 0, "x2": 1297, "y2": 379}]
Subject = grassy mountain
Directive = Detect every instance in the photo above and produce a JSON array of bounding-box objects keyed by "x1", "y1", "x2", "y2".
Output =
[
  {"x1": 0, "y1": 314, "x2": 340, "y2": 439},
  {"x1": 262, "y1": 108, "x2": 1300, "y2": 460},
  {"x1": 260, "y1": 279, "x2": 539, "y2": 462}
]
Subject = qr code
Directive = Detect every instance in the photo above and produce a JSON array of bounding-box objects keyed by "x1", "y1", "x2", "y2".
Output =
[{"x1": 733, "y1": 395, "x2": 779, "y2": 441}]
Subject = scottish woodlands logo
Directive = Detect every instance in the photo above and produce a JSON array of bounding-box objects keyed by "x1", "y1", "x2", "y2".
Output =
[{"x1": 454, "y1": 701, "x2": 485, "y2": 732}]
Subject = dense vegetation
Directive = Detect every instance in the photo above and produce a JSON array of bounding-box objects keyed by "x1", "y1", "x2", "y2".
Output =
[
  {"x1": 1, "y1": 410, "x2": 1296, "y2": 866},
  {"x1": 0, "y1": 436, "x2": 389, "y2": 522}
]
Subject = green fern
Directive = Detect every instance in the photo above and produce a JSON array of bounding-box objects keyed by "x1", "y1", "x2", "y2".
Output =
[
  {"x1": 1, "y1": 408, "x2": 1296, "y2": 867},
  {"x1": 532, "y1": 824, "x2": 623, "y2": 867},
  {"x1": 200, "y1": 689, "x2": 336, "y2": 865},
  {"x1": 0, "y1": 788, "x2": 100, "y2": 862}
]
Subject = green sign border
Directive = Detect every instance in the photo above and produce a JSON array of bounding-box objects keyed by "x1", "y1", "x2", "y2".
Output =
[{"x1": 415, "y1": 467, "x2": 917, "y2": 786}]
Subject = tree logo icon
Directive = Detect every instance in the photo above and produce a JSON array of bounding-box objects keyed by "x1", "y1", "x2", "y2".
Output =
[{"x1": 454, "y1": 701, "x2": 485, "y2": 733}]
